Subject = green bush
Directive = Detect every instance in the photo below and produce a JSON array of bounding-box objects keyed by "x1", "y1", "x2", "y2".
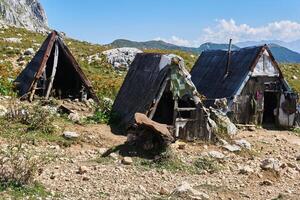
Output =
[
  {"x1": 194, "y1": 157, "x2": 222, "y2": 173},
  {"x1": 87, "y1": 97, "x2": 113, "y2": 124},
  {"x1": 7, "y1": 103, "x2": 56, "y2": 134}
]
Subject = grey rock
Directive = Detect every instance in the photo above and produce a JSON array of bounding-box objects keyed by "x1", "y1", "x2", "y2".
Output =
[
  {"x1": 235, "y1": 139, "x2": 252, "y2": 150},
  {"x1": 208, "y1": 151, "x2": 225, "y2": 159},
  {"x1": 239, "y1": 166, "x2": 254, "y2": 174},
  {"x1": 24, "y1": 48, "x2": 35, "y2": 55},
  {"x1": 122, "y1": 157, "x2": 133, "y2": 165},
  {"x1": 171, "y1": 181, "x2": 209, "y2": 200},
  {"x1": 102, "y1": 48, "x2": 143, "y2": 69},
  {"x1": 3, "y1": 37, "x2": 22, "y2": 43},
  {"x1": 223, "y1": 144, "x2": 241, "y2": 152},
  {"x1": 68, "y1": 112, "x2": 81, "y2": 122},
  {"x1": 260, "y1": 158, "x2": 280, "y2": 172},
  {"x1": 63, "y1": 131, "x2": 79, "y2": 140}
]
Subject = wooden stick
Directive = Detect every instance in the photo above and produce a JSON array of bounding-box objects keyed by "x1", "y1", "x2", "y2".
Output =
[
  {"x1": 45, "y1": 42, "x2": 59, "y2": 99},
  {"x1": 42, "y1": 69, "x2": 47, "y2": 96},
  {"x1": 149, "y1": 77, "x2": 169, "y2": 119},
  {"x1": 29, "y1": 81, "x2": 38, "y2": 102}
]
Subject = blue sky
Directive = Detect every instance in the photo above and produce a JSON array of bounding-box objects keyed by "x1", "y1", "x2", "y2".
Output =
[{"x1": 40, "y1": 0, "x2": 300, "y2": 46}]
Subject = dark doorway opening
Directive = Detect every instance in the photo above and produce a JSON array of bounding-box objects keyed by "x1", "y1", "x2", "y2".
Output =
[
  {"x1": 152, "y1": 90, "x2": 174, "y2": 125},
  {"x1": 263, "y1": 92, "x2": 278, "y2": 125}
]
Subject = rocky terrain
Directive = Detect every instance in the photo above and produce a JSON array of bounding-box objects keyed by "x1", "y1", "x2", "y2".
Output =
[
  {"x1": 0, "y1": 0, "x2": 48, "y2": 32},
  {"x1": 1, "y1": 113, "x2": 299, "y2": 199},
  {"x1": 102, "y1": 48, "x2": 143, "y2": 69}
]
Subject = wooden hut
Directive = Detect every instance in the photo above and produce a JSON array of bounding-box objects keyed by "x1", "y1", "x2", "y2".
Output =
[
  {"x1": 112, "y1": 53, "x2": 212, "y2": 141},
  {"x1": 14, "y1": 31, "x2": 99, "y2": 102},
  {"x1": 191, "y1": 44, "x2": 298, "y2": 127}
]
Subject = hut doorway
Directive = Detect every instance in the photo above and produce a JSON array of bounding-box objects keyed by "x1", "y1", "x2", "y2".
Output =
[
  {"x1": 263, "y1": 92, "x2": 279, "y2": 124},
  {"x1": 152, "y1": 90, "x2": 174, "y2": 125}
]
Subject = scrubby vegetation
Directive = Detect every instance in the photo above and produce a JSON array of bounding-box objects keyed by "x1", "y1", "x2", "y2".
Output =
[
  {"x1": 281, "y1": 63, "x2": 300, "y2": 93},
  {"x1": 0, "y1": 141, "x2": 51, "y2": 199}
]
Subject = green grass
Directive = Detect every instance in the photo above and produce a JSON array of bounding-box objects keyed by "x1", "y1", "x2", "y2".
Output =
[
  {"x1": 0, "y1": 117, "x2": 76, "y2": 147},
  {"x1": 0, "y1": 182, "x2": 51, "y2": 199},
  {"x1": 293, "y1": 127, "x2": 300, "y2": 137},
  {"x1": 280, "y1": 63, "x2": 300, "y2": 94}
]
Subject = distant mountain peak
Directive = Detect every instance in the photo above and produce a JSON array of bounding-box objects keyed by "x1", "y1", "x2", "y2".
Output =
[
  {"x1": 0, "y1": 0, "x2": 48, "y2": 32},
  {"x1": 109, "y1": 39, "x2": 300, "y2": 63}
]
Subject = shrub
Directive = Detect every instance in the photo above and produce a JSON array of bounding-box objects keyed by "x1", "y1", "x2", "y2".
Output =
[
  {"x1": 194, "y1": 157, "x2": 222, "y2": 173},
  {"x1": 87, "y1": 97, "x2": 113, "y2": 124},
  {"x1": 6, "y1": 102, "x2": 56, "y2": 134},
  {"x1": 0, "y1": 141, "x2": 47, "y2": 188}
]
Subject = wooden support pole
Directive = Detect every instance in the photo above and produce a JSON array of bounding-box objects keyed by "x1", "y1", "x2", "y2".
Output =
[
  {"x1": 42, "y1": 69, "x2": 47, "y2": 96},
  {"x1": 149, "y1": 77, "x2": 170, "y2": 119},
  {"x1": 29, "y1": 80, "x2": 38, "y2": 102},
  {"x1": 45, "y1": 42, "x2": 59, "y2": 99},
  {"x1": 173, "y1": 96, "x2": 179, "y2": 137}
]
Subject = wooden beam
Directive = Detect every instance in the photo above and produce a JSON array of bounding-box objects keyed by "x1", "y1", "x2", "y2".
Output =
[
  {"x1": 45, "y1": 42, "x2": 59, "y2": 99},
  {"x1": 28, "y1": 32, "x2": 57, "y2": 93},
  {"x1": 29, "y1": 81, "x2": 38, "y2": 102},
  {"x1": 176, "y1": 107, "x2": 197, "y2": 111}
]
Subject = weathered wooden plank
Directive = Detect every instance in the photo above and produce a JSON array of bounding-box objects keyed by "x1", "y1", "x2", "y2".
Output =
[{"x1": 45, "y1": 42, "x2": 59, "y2": 99}]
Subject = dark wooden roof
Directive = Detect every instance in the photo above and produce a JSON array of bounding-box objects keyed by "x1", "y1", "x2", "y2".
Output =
[
  {"x1": 112, "y1": 53, "x2": 170, "y2": 131},
  {"x1": 191, "y1": 45, "x2": 267, "y2": 99}
]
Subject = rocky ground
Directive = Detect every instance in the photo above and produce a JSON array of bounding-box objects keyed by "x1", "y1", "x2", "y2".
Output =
[{"x1": 2, "y1": 124, "x2": 295, "y2": 200}]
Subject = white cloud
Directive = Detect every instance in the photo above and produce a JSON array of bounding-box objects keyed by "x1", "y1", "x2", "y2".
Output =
[
  {"x1": 155, "y1": 19, "x2": 300, "y2": 47},
  {"x1": 201, "y1": 19, "x2": 300, "y2": 43}
]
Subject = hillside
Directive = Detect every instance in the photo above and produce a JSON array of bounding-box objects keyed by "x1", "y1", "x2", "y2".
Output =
[
  {"x1": 0, "y1": 26, "x2": 198, "y2": 99},
  {"x1": 0, "y1": 26, "x2": 299, "y2": 99},
  {"x1": 268, "y1": 44, "x2": 300, "y2": 63},
  {"x1": 109, "y1": 39, "x2": 239, "y2": 54},
  {"x1": 110, "y1": 39, "x2": 300, "y2": 63}
]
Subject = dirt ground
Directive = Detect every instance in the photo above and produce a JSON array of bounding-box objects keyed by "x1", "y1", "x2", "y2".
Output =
[{"x1": 21, "y1": 124, "x2": 298, "y2": 200}]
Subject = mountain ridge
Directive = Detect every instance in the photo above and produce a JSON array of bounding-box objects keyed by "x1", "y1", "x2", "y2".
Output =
[
  {"x1": 109, "y1": 39, "x2": 300, "y2": 63},
  {"x1": 108, "y1": 39, "x2": 239, "y2": 54}
]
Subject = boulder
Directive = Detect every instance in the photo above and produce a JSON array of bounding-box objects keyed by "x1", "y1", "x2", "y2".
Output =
[
  {"x1": 122, "y1": 157, "x2": 133, "y2": 165},
  {"x1": 223, "y1": 144, "x2": 241, "y2": 152},
  {"x1": 102, "y1": 48, "x2": 143, "y2": 69},
  {"x1": 171, "y1": 181, "x2": 209, "y2": 200},
  {"x1": 68, "y1": 112, "x2": 81, "y2": 122},
  {"x1": 208, "y1": 151, "x2": 225, "y2": 159},
  {"x1": 63, "y1": 131, "x2": 79, "y2": 140},
  {"x1": 24, "y1": 48, "x2": 35, "y2": 55},
  {"x1": 260, "y1": 158, "x2": 280, "y2": 172},
  {"x1": 239, "y1": 166, "x2": 254, "y2": 174},
  {"x1": 3, "y1": 37, "x2": 22, "y2": 43},
  {"x1": 235, "y1": 139, "x2": 251, "y2": 150}
]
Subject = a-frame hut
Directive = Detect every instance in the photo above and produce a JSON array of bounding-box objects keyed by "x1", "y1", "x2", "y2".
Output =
[
  {"x1": 14, "y1": 31, "x2": 99, "y2": 102},
  {"x1": 112, "y1": 53, "x2": 213, "y2": 141},
  {"x1": 191, "y1": 44, "x2": 298, "y2": 127}
]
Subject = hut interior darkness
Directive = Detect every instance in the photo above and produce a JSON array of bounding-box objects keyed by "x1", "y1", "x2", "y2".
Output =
[
  {"x1": 191, "y1": 45, "x2": 298, "y2": 128},
  {"x1": 112, "y1": 53, "x2": 212, "y2": 141},
  {"x1": 14, "y1": 31, "x2": 98, "y2": 102}
]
